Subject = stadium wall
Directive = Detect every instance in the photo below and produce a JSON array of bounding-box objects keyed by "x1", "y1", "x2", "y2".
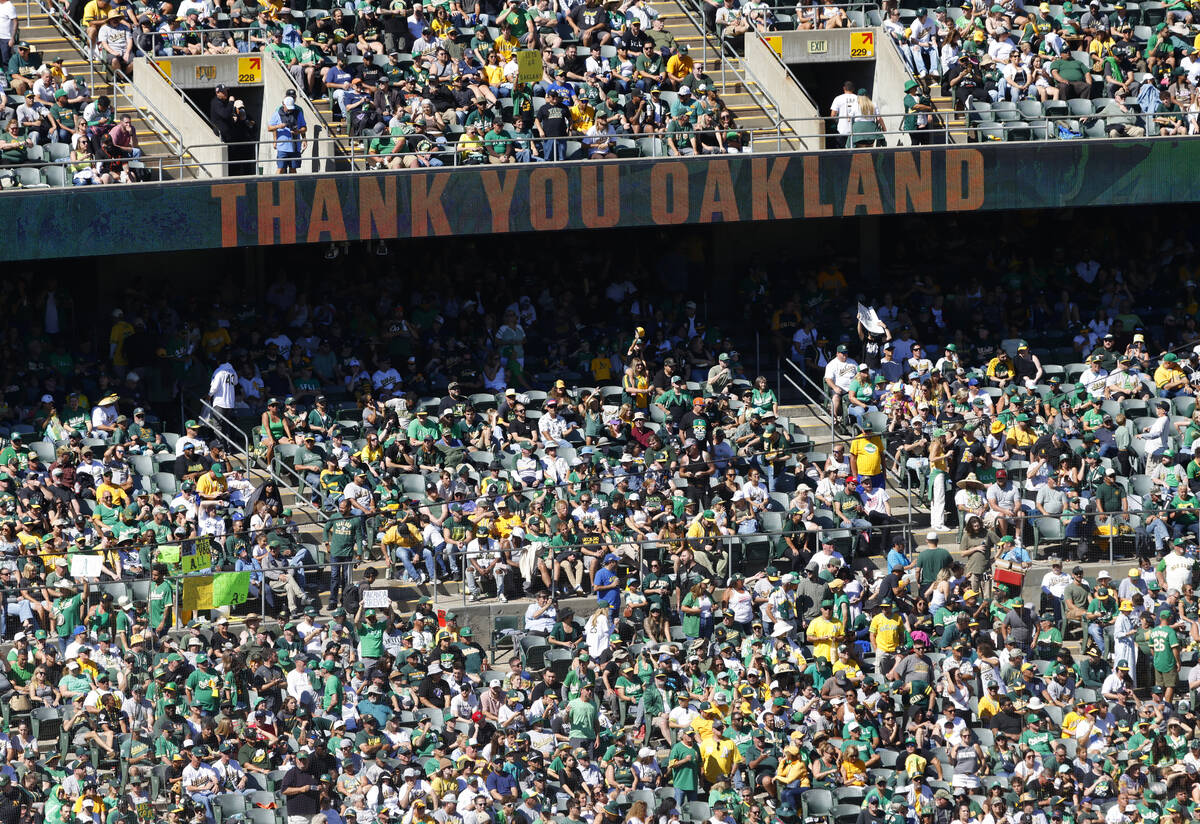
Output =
[{"x1": 9, "y1": 139, "x2": 1200, "y2": 262}]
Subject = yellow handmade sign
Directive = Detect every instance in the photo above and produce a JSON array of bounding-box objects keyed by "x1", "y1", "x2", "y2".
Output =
[
  {"x1": 181, "y1": 575, "x2": 214, "y2": 612},
  {"x1": 516, "y1": 49, "x2": 543, "y2": 84}
]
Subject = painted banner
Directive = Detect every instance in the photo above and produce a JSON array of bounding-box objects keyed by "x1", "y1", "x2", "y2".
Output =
[
  {"x1": 6, "y1": 140, "x2": 1200, "y2": 261},
  {"x1": 181, "y1": 535, "x2": 214, "y2": 574},
  {"x1": 212, "y1": 571, "x2": 251, "y2": 607},
  {"x1": 182, "y1": 575, "x2": 214, "y2": 612}
]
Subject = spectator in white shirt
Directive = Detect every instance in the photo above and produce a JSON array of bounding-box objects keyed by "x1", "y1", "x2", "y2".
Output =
[{"x1": 523, "y1": 591, "x2": 557, "y2": 634}]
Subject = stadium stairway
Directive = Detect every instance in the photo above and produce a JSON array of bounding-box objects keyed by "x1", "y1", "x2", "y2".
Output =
[
  {"x1": 16, "y1": 0, "x2": 188, "y2": 173},
  {"x1": 654, "y1": 3, "x2": 785, "y2": 141},
  {"x1": 928, "y1": 82, "x2": 968, "y2": 143}
]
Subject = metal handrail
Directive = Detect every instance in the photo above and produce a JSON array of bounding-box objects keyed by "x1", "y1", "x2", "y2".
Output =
[
  {"x1": 31, "y1": 0, "x2": 197, "y2": 165},
  {"x1": 670, "y1": 0, "x2": 805, "y2": 149},
  {"x1": 199, "y1": 399, "x2": 328, "y2": 523}
]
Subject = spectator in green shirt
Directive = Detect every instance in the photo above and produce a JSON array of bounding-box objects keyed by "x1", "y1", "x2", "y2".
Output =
[{"x1": 668, "y1": 728, "x2": 701, "y2": 806}]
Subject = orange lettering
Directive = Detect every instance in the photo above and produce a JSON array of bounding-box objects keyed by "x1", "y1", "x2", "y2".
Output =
[
  {"x1": 358, "y1": 175, "x2": 399, "y2": 240},
  {"x1": 306, "y1": 178, "x2": 347, "y2": 244},
  {"x1": 697, "y1": 159, "x2": 740, "y2": 223},
  {"x1": 529, "y1": 167, "x2": 569, "y2": 231},
  {"x1": 650, "y1": 162, "x2": 689, "y2": 224},
  {"x1": 751, "y1": 157, "x2": 790, "y2": 221},
  {"x1": 946, "y1": 149, "x2": 985, "y2": 211},
  {"x1": 802, "y1": 155, "x2": 832, "y2": 218},
  {"x1": 580, "y1": 165, "x2": 620, "y2": 229},
  {"x1": 842, "y1": 153, "x2": 883, "y2": 216},
  {"x1": 210, "y1": 183, "x2": 245, "y2": 248},
  {"x1": 480, "y1": 169, "x2": 521, "y2": 234},
  {"x1": 256, "y1": 181, "x2": 295, "y2": 246},
  {"x1": 893, "y1": 151, "x2": 932, "y2": 214},
  {"x1": 410, "y1": 173, "x2": 451, "y2": 237}
]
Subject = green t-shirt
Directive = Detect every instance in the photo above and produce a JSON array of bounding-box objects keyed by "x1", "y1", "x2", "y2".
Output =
[
  {"x1": 358, "y1": 620, "x2": 385, "y2": 658},
  {"x1": 1148, "y1": 624, "x2": 1180, "y2": 672},
  {"x1": 567, "y1": 696, "x2": 598, "y2": 739},
  {"x1": 324, "y1": 517, "x2": 363, "y2": 558},
  {"x1": 483, "y1": 127, "x2": 512, "y2": 156},
  {"x1": 1050, "y1": 58, "x2": 1087, "y2": 83},
  {"x1": 669, "y1": 741, "x2": 700, "y2": 790},
  {"x1": 53, "y1": 593, "x2": 83, "y2": 639},
  {"x1": 148, "y1": 579, "x2": 174, "y2": 629},
  {"x1": 185, "y1": 667, "x2": 222, "y2": 711}
]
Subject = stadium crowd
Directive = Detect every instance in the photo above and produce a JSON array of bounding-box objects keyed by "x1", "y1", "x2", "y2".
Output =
[
  {"x1": 886, "y1": 0, "x2": 1200, "y2": 142},
  {"x1": 0, "y1": 250, "x2": 1198, "y2": 824}
]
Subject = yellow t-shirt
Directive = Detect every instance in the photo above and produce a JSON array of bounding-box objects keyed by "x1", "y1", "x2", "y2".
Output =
[
  {"x1": 869, "y1": 612, "x2": 904, "y2": 653},
  {"x1": 690, "y1": 712, "x2": 717, "y2": 744},
  {"x1": 666, "y1": 53, "x2": 694, "y2": 79},
  {"x1": 494, "y1": 32, "x2": 519, "y2": 58},
  {"x1": 95, "y1": 482, "x2": 130, "y2": 508},
  {"x1": 494, "y1": 513, "x2": 523, "y2": 537},
  {"x1": 1006, "y1": 426, "x2": 1037, "y2": 449},
  {"x1": 1155, "y1": 364, "x2": 1185, "y2": 389},
  {"x1": 569, "y1": 102, "x2": 595, "y2": 133},
  {"x1": 806, "y1": 616, "x2": 843, "y2": 662},
  {"x1": 382, "y1": 522, "x2": 422, "y2": 550},
  {"x1": 850, "y1": 434, "x2": 884, "y2": 477},
  {"x1": 590, "y1": 356, "x2": 613, "y2": 381},
  {"x1": 82, "y1": 0, "x2": 110, "y2": 26},
  {"x1": 109, "y1": 320, "x2": 134, "y2": 366},
  {"x1": 841, "y1": 757, "x2": 867, "y2": 786},
  {"x1": 196, "y1": 473, "x2": 228, "y2": 498},
  {"x1": 976, "y1": 693, "x2": 1000, "y2": 720},
  {"x1": 700, "y1": 736, "x2": 741, "y2": 783},
  {"x1": 1060, "y1": 710, "x2": 1085, "y2": 739}
]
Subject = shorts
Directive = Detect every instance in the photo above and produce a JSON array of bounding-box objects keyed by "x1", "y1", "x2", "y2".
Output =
[
  {"x1": 276, "y1": 149, "x2": 301, "y2": 170},
  {"x1": 1155, "y1": 666, "x2": 1178, "y2": 688}
]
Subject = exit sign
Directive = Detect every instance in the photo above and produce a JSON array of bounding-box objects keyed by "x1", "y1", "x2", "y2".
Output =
[{"x1": 808, "y1": 39, "x2": 828, "y2": 54}]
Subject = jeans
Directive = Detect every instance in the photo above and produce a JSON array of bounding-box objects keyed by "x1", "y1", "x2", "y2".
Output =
[
  {"x1": 329, "y1": 556, "x2": 353, "y2": 605},
  {"x1": 1, "y1": 599, "x2": 33, "y2": 637},
  {"x1": 1087, "y1": 621, "x2": 1111, "y2": 654},
  {"x1": 394, "y1": 544, "x2": 435, "y2": 581},
  {"x1": 543, "y1": 137, "x2": 567, "y2": 161},
  {"x1": 1144, "y1": 518, "x2": 1170, "y2": 554},
  {"x1": 780, "y1": 781, "x2": 807, "y2": 810},
  {"x1": 673, "y1": 788, "x2": 696, "y2": 809},
  {"x1": 909, "y1": 43, "x2": 939, "y2": 77},
  {"x1": 466, "y1": 563, "x2": 509, "y2": 598},
  {"x1": 190, "y1": 791, "x2": 217, "y2": 824}
]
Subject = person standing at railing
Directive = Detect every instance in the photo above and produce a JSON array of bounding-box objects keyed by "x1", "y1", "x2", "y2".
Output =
[
  {"x1": 534, "y1": 88, "x2": 569, "y2": 160},
  {"x1": 268, "y1": 95, "x2": 307, "y2": 174},
  {"x1": 828, "y1": 80, "x2": 858, "y2": 148}
]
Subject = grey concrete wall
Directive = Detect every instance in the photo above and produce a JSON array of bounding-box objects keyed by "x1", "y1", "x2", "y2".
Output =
[
  {"x1": 744, "y1": 34, "x2": 822, "y2": 150},
  {"x1": 873, "y1": 33, "x2": 918, "y2": 147},
  {"x1": 130, "y1": 57, "x2": 226, "y2": 176}
]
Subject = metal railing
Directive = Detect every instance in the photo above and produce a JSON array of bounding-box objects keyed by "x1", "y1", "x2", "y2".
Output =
[
  {"x1": 31, "y1": 0, "x2": 199, "y2": 166},
  {"x1": 198, "y1": 399, "x2": 329, "y2": 524},
  {"x1": 671, "y1": 0, "x2": 806, "y2": 148},
  {"x1": 145, "y1": 25, "x2": 271, "y2": 55}
]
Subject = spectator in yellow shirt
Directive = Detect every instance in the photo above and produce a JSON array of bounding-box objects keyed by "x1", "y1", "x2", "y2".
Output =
[
  {"x1": 774, "y1": 745, "x2": 810, "y2": 808},
  {"x1": 1155, "y1": 352, "x2": 1189, "y2": 394},
  {"x1": 975, "y1": 682, "x2": 1002, "y2": 720},
  {"x1": 196, "y1": 464, "x2": 229, "y2": 500},
  {"x1": 665, "y1": 44, "x2": 694, "y2": 83},
  {"x1": 840, "y1": 746, "x2": 868, "y2": 786},
  {"x1": 569, "y1": 98, "x2": 596, "y2": 134},
  {"x1": 806, "y1": 600, "x2": 843, "y2": 662},
  {"x1": 700, "y1": 720, "x2": 742, "y2": 783},
  {"x1": 95, "y1": 472, "x2": 130, "y2": 509}
]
